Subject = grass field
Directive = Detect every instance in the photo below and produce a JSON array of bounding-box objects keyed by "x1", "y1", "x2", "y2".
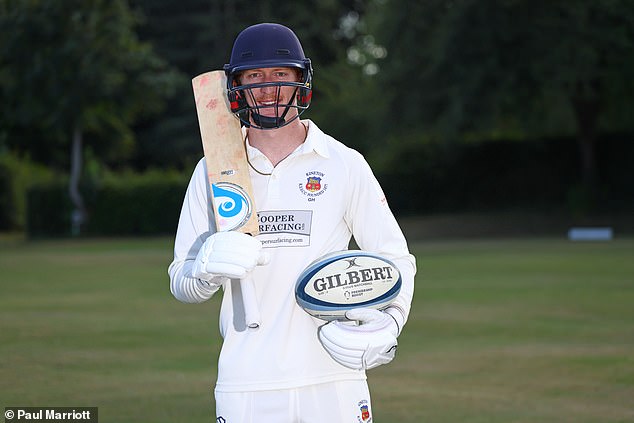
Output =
[{"x1": 1, "y1": 236, "x2": 633, "y2": 422}]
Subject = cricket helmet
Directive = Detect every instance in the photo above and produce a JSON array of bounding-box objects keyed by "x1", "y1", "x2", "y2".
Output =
[{"x1": 223, "y1": 23, "x2": 313, "y2": 129}]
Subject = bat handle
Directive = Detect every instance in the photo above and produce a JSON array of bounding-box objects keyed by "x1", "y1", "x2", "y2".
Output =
[{"x1": 241, "y1": 273, "x2": 261, "y2": 329}]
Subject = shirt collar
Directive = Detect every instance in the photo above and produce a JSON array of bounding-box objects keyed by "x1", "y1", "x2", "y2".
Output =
[
  {"x1": 244, "y1": 119, "x2": 330, "y2": 160},
  {"x1": 298, "y1": 119, "x2": 329, "y2": 158}
]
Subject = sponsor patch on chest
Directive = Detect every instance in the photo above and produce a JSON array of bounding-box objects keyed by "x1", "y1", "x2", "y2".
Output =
[{"x1": 257, "y1": 210, "x2": 312, "y2": 247}]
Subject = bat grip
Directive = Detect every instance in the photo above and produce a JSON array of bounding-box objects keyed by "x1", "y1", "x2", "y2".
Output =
[{"x1": 241, "y1": 273, "x2": 260, "y2": 329}]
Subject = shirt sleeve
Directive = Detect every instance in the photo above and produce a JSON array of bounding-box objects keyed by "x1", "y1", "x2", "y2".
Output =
[
  {"x1": 344, "y1": 151, "x2": 416, "y2": 334},
  {"x1": 168, "y1": 159, "x2": 225, "y2": 303}
]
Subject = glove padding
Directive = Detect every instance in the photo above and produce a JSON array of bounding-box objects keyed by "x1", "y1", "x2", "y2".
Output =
[
  {"x1": 318, "y1": 308, "x2": 399, "y2": 370},
  {"x1": 192, "y1": 231, "x2": 269, "y2": 281}
]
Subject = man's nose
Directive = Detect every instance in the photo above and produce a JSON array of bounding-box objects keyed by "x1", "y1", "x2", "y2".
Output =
[{"x1": 258, "y1": 82, "x2": 277, "y2": 95}]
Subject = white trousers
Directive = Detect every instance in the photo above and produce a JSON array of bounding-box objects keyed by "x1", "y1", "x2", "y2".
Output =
[{"x1": 215, "y1": 380, "x2": 373, "y2": 423}]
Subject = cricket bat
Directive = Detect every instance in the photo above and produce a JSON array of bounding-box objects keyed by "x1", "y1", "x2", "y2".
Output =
[{"x1": 192, "y1": 70, "x2": 261, "y2": 329}]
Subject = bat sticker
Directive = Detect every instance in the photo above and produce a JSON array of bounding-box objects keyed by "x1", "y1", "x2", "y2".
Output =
[{"x1": 211, "y1": 182, "x2": 254, "y2": 231}]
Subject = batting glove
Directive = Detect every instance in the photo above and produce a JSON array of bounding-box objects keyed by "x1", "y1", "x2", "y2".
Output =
[
  {"x1": 192, "y1": 231, "x2": 269, "y2": 281},
  {"x1": 318, "y1": 308, "x2": 399, "y2": 371}
]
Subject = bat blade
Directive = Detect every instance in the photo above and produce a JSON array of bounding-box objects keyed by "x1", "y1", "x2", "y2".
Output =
[
  {"x1": 192, "y1": 70, "x2": 261, "y2": 329},
  {"x1": 192, "y1": 71, "x2": 258, "y2": 235}
]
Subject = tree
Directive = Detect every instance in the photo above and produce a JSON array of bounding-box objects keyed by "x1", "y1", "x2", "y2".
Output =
[
  {"x1": 0, "y1": 0, "x2": 182, "y2": 233},
  {"x1": 359, "y1": 0, "x2": 634, "y2": 204},
  {"x1": 128, "y1": 0, "x2": 369, "y2": 167}
]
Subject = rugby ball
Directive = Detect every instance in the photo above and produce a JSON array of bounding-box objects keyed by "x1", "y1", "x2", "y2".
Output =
[{"x1": 295, "y1": 250, "x2": 401, "y2": 321}]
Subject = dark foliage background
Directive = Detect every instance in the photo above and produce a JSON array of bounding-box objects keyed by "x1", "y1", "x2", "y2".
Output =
[{"x1": 1, "y1": 0, "x2": 632, "y2": 235}]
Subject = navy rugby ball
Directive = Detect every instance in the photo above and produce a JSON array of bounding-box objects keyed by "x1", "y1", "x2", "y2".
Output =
[{"x1": 295, "y1": 250, "x2": 402, "y2": 321}]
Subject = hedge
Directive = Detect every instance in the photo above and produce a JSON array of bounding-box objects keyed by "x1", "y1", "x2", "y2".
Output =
[
  {"x1": 18, "y1": 133, "x2": 634, "y2": 237},
  {"x1": 25, "y1": 170, "x2": 189, "y2": 238},
  {"x1": 85, "y1": 181, "x2": 186, "y2": 236},
  {"x1": 0, "y1": 152, "x2": 60, "y2": 231},
  {"x1": 373, "y1": 134, "x2": 634, "y2": 216}
]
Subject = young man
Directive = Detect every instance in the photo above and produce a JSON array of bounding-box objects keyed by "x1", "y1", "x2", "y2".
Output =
[{"x1": 168, "y1": 23, "x2": 416, "y2": 422}]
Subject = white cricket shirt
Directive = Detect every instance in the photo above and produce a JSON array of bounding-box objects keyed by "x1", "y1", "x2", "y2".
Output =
[{"x1": 169, "y1": 120, "x2": 416, "y2": 392}]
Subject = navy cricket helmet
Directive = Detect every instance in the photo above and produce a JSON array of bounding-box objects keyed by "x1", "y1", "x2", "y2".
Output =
[{"x1": 223, "y1": 23, "x2": 313, "y2": 129}]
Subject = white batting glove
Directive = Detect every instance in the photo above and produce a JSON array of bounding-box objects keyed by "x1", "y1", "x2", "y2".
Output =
[
  {"x1": 318, "y1": 308, "x2": 399, "y2": 371},
  {"x1": 192, "y1": 231, "x2": 269, "y2": 281}
]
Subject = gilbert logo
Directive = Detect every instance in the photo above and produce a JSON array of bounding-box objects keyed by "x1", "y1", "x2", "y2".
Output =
[
  {"x1": 312, "y1": 265, "x2": 395, "y2": 293},
  {"x1": 344, "y1": 258, "x2": 362, "y2": 269},
  {"x1": 298, "y1": 171, "x2": 328, "y2": 201}
]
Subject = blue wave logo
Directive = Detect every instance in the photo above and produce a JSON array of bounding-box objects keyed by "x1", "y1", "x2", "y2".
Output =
[
  {"x1": 211, "y1": 182, "x2": 253, "y2": 231},
  {"x1": 212, "y1": 184, "x2": 244, "y2": 217}
]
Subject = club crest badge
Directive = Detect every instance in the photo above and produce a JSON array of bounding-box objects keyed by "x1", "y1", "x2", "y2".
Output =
[
  {"x1": 361, "y1": 405, "x2": 370, "y2": 421},
  {"x1": 357, "y1": 400, "x2": 372, "y2": 422},
  {"x1": 298, "y1": 171, "x2": 328, "y2": 201},
  {"x1": 305, "y1": 176, "x2": 322, "y2": 192}
]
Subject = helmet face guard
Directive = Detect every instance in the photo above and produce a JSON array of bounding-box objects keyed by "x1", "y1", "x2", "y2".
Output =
[
  {"x1": 223, "y1": 23, "x2": 313, "y2": 129},
  {"x1": 227, "y1": 78, "x2": 312, "y2": 129}
]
